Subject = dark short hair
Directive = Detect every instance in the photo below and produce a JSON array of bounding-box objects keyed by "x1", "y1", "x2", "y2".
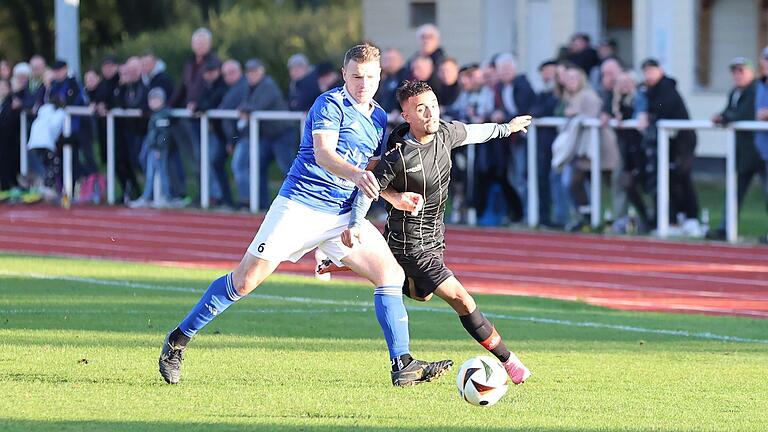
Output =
[
  {"x1": 396, "y1": 80, "x2": 433, "y2": 105},
  {"x1": 538, "y1": 59, "x2": 558, "y2": 70}
]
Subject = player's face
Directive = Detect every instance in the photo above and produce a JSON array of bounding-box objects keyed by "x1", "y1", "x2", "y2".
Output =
[
  {"x1": 342, "y1": 59, "x2": 381, "y2": 105},
  {"x1": 404, "y1": 91, "x2": 440, "y2": 136}
]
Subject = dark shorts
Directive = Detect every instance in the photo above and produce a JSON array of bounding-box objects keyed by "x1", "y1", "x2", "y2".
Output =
[{"x1": 394, "y1": 249, "x2": 454, "y2": 299}]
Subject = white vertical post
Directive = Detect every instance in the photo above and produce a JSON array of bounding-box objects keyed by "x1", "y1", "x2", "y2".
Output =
[
  {"x1": 20, "y1": 111, "x2": 28, "y2": 176},
  {"x1": 62, "y1": 113, "x2": 73, "y2": 208},
  {"x1": 54, "y1": 0, "x2": 80, "y2": 77},
  {"x1": 657, "y1": 127, "x2": 670, "y2": 238},
  {"x1": 725, "y1": 128, "x2": 738, "y2": 243},
  {"x1": 249, "y1": 114, "x2": 260, "y2": 213},
  {"x1": 589, "y1": 125, "x2": 601, "y2": 228},
  {"x1": 526, "y1": 124, "x2": 539, "y2": 227},
  {"x1": 200, "y1": 114, "x2": 210, "y2": 209},
  {"x1": 106, "y1": 112, "x2": 116, "y2": 204}
]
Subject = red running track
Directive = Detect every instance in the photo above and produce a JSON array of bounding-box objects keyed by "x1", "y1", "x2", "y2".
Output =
[{"x1": 1, "y1": 205, "x2": 767, "y2": 318}]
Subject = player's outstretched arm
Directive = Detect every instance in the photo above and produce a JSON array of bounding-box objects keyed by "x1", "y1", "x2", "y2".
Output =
[
  {"x1": 458, "y1": 115, "x2": 533, "y2": 147},
  {"x1": 313, "y1": 132, "x2": 379, "y2": 198}
]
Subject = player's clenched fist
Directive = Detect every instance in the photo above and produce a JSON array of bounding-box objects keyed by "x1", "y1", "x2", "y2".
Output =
[
  {"x1": 392, "y1": 192, "x2": 424, "y2": 215},
  {"x1": 508, "y1": 115, "x2": 532, "y2": 133}
]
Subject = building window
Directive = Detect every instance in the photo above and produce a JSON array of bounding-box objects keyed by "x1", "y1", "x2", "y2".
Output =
[{"x1": 410, "y1": 1, "x2": 436, "y2": 28}]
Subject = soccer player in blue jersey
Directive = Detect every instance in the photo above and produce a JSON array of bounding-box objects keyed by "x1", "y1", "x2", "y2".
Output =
[{"x1": 159, "y1": 44, "x2": 452, "y2": 386}]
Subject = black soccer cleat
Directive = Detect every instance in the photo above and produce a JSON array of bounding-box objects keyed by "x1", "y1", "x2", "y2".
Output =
[
  {"x1": 391, "y1": 358, "x2": 453, "y2": 387},
  {"x1": 158, "y1": 332, "x2": 186, "y2": 384}
]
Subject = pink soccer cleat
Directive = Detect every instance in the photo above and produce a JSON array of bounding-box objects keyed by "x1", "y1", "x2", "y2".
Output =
[
  {"x1": 503, "y1": 352, "x2": 531, "y2": 385},
  {"x1": 316, "y1": 258, "x2": 351, "y2": 275}
]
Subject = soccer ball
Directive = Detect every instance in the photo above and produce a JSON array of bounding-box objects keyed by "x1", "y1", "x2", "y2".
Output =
[{"x1": 456, "y1": 356, "x2": 509, "y2": 406}]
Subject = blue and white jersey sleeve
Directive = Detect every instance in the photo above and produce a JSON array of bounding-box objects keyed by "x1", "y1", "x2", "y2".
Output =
[
  {"x1": 278, "y1": 87, "x2": 388, "y2": 215},
  {"x1": 311, "y1": 97, "x2": 343, "y2": 134}
]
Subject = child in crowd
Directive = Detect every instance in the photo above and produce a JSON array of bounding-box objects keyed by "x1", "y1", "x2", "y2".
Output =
[{"x1": 129, "y1": 88, "x2": 173, "y2": 208}]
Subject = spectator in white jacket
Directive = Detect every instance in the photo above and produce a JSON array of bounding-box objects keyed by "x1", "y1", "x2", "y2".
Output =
[{"x1": 27, "y1": 94, "x2": 66, "y2": 191}]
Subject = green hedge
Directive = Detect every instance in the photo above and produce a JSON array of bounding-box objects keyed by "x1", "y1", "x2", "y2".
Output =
[{"x1": 94, "y1": 3, "x2": 362, "y2": 91}]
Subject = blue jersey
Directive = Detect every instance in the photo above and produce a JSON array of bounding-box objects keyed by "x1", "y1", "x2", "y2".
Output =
[{"x1": 279, "y1": 86, "x2": 387, "y2": 214}]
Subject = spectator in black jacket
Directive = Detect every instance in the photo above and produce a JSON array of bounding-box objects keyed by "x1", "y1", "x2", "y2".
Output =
[
  {"x1": 409, "y1": 23, "x2": 445, "y2": 88},
  {"x1": 375, "y1": 47, "x2": 408, "y2": 124},
  {"x1": 113, "y1": 56, "x2": 146, "y2": 201},
  {"x1": 219, "y1": 60, "x2": 249, "y2": 150},
  {"x1": 92, "y1": 55, "x2": 121, "y2": 165},
  {"x1": 486, "y1": 53, "x2": 535, "y2": 219},
  {"x1": 170, "y1": 28, "x2": 221, "y2": 189},
  {"x1": 0, "y1": 79, "x2": 19, "y2": 190},
  {"x1": 141, "y1": 52, "x2": 175, "y2": 106},
  {"x1": 436, "y1": 57, "x2": 460, "y2": 107},
  {"x1": 234, "y1": 58, "x2": 296, "y2": 209},
  {"x1": 707, "y1": 58, "x2": 767, "y2": 239},
  {"x1": 562, "y1": 33, "x2": 600, "y2": 78},
  {"x1": 638, "y1": 58, "x2": 699, "y2": 224},
  {"x1": 195, "y1": 60, "x2": 232, "y2": 207},
  {"x1": 530, "y1": 60, "x2": 561, "y2": 227},
  {"x1": 47, "y1": 60, "x2": 96, "y2": 182},
  {"x1": 287, "y1": 53, "x2": 314, "y2": 111}
]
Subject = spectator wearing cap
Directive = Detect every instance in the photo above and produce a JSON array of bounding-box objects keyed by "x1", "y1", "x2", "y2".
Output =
[
  {"x1": 234, "y1": 58, "x2": 296, "y2": 209},
  {"x1": 374, "y1": 47, "x2": 408, "y2": 124},
  {"x1": 140, "y1": 52, "x2": 175, "y2": 103},
  {"x1": 91, "y1": 55, "x2": 121, "y2": 167},
  {"x1": 47, "y1": 59, "x2": 96, "y2": 181},
  {"x1": 194, "y1": 59, "x2": 232, "y2": 207},
  {"x1": 705, "y1": 57, "x2": 766, "y2": 240},
  {"x1": 637, "y1": 58, "x2": 699, "y2": 224},
  {"x1": 597, "y1": 38, "x2": 618, "y2": 62}
]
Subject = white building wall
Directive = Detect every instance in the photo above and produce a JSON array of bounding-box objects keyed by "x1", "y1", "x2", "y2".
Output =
[{"x1": 364, "y1": 0, "x2": 735, "y2": 156}]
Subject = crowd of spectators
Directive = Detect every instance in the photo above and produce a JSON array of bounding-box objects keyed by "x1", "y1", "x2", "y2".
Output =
[{"x1": 1, "y1": 26, "x2": 767, "y2": 241}]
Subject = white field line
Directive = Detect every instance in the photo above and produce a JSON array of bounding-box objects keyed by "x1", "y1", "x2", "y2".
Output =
[
  {"x1": 1, "y1": 270, "x2": 766, "y2": 345},
  {"x1": 4, "y1": 227, "x2": 768, "y2": 301}
]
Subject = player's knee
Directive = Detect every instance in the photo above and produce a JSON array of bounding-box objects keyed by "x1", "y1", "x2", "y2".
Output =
[
  {"x1": 379, "y1": 262, "x2": 405, "y2": 287},
  {"x1": 233, "y1": 267, "x2": 265, "y2": 296}
]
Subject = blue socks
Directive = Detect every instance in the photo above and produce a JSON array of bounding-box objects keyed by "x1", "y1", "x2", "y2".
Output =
[
  {"x1": 175, "y1": 275, "x2": 412, "y2": 368},
  {"x1": 373, "y1": 285, "x2": 411, "y2": 363},
  {"x1": 178, "y1": 273, "x2": 242, "y2": 337}
]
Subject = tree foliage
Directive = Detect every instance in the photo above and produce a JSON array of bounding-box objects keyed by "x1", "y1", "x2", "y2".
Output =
[{"x1": 96, "y1": 1, "x2": 362, "y2": 89}]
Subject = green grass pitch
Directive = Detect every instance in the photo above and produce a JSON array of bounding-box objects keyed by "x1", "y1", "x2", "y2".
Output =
[{"x1": 1, "y1": 254, "x2": 766, "y2": 431}]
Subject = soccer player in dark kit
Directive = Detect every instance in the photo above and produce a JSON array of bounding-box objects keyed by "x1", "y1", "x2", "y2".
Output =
[{"x1": 321, "y1": 80, "x2": 532, "y2": 384}]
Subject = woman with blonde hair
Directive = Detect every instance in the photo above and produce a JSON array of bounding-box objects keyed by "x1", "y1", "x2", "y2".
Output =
[{"x1": 553, "y1": 65, "x2": 619, "y2": 231}]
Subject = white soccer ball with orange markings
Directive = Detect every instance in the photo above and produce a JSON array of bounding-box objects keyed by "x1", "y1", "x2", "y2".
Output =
[{"x1": 456, "y1": 356, "x2": 509, "y2": 406}]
